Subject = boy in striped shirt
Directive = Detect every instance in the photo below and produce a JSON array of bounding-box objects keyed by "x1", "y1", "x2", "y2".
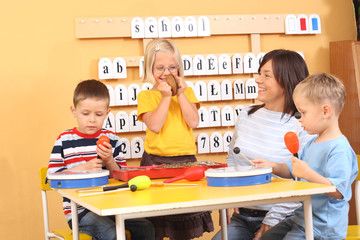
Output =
[{"x1": 47, "y1": 79, "x2": 155, "y2": 240}]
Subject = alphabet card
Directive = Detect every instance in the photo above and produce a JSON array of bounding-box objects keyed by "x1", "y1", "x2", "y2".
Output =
[
  {"x1": 210, "y1": 132, "x2": 223, "y2": 153},
  {"x1": 245, "y1": 78, "x2": 258, "y2": 99},
  {"x1": 182, "y1": 55, "x2": 194, "y2": 76},
  {"x1": 243, "y1": 53, "x2": 257, "y2": 73},
  {"x1": 98, "y1": 58, "x2": 113, "y2": 79},
  {"x1": 106, "y1": 85, "x2": 115, "y2": 106},
  {"x1": 221, "y1": 105, "x2": 235, "y2": 126},
  {"x1": 234, "y1": 79, "x2": 245, "y2": 100},
  {"x1": 115, "y1": 84, "x2": 129, "y2": 106},
  {"x1": 197, "y1": 106, "x2": 210, "y2": 128},
  {"x1": 129, "y1": 110, "x2": 142, "y2": 132},
  {"x1": 218, "y1": 54, "x2": 232, "y2": 75},
  {"x1": 194, "y1": 81, "x2": 208, "y2": 102},
  {"x1": 223, "y1": 131, "x2": 233, "y2": 152},
  {"x1": 120, "y1": 138, "x2": 131, "y2": 159},
  {"x1": 207, "y1": 80, "x2": 221, "y2": 101},
  {"x1": 131, "y1": 137, "x2": 144, "y2": 158},
  {"x1": 103, "y1": 112, "x2": 115, "y2": 132},
  {"x1": 208, "y1": 106, "x2": 221, "y2": 127},
  {"x1": 197, "y1": 133, "x2": 210, "y2": 154},
  {"x1": 221, "y1": 79, "x2": 233, "y2": 100},
  {"x1": 115, "y1": 111, "x2": 130, "y2": 133}
]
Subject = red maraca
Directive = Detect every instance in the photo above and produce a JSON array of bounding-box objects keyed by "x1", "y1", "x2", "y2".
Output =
[
  {"x1": 164, "y1": 166, "x2": 205, "y2": 183},
  {"x1": 97, "y1": 135, "x2": 110, "y2": 159},
  {"x1": 284, "y1": 131, "x2": 299, "y2": 158}
]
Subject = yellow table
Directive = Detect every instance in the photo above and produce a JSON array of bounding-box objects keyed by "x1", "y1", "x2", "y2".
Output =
[{"x1": 56, "y1": 177, "x2": 335, "y2": 240}]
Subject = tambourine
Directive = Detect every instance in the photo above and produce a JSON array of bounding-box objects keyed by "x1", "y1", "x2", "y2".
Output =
[
  {"x1": 205, "y1": 166, "x2": 272, "y2": 187},
  {"x1": 47, "y1": 169, "x2": 109, "y2": 188},
  {"x1": 166, "y1": 74, "x2": 178, "y2": 96}
]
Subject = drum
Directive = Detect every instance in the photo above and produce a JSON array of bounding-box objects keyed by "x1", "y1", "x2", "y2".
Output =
[
  {"x1": 47, "y1": 169, "x2": 109, "y2": 188},
  {"x1": 205, "y1": 166, "x2": 272, "y2": 187}
]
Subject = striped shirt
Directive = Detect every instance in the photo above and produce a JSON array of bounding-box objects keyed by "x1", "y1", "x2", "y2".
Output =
[
  {"x1": 227, "y1": 106, "x2": 314, "y2": 226},
  {"x1": 47, "y1": 127, "x2": 126, "y2": 221}
]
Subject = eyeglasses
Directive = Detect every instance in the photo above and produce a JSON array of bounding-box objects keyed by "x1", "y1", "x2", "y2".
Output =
[{"x1": 153, "y1": 65, "x2": 178, "y2": 74}]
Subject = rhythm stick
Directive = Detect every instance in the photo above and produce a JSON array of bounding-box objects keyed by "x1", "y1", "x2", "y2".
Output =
[
  {"x1": 233, "y1": 147, "x2": 255, "y2": 166},
  {"x1": 151, "y1": 182, "x2": 199, "y2": 187},
  {"x1": 294, "y1": 112, "x2": 301, "y2": 137}
]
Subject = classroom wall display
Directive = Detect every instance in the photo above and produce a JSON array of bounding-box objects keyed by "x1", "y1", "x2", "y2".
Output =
[{"x1": 76, "y1": 14, "x2": 321, "y2": 159}]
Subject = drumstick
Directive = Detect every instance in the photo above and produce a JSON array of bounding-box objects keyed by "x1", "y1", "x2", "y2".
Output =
[
  {"x1": 151, "y1": 182, "x2": 198, "y2": 187},
  {"x1": 78, "y1": 187, "x2": 133, "y2": 197},
  {"x1": 233, "y1": 147, "x2": 255, "y2": 166},
  {"x1": 294, "y1": 112, "x2": 301, "y2": 137}
]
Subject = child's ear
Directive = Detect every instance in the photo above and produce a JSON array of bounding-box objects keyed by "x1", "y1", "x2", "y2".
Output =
[
  {"x1": 322, "y1": 104, "x2": 332, "y2": 118},
  {"x1": 107, "y1": 107, "x2": 111, "y2": 114},
  {"x1": 70, "y1": 106, "x2": 76, "y2": 117}
]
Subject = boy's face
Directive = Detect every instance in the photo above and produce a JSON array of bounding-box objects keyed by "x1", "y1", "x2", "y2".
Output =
[
  {"x1": 294, "y1": 94, "x2": 324, "y2": 135},
  {"x1": 71, "y1": 98, "x2": 110, "y2": 135}
]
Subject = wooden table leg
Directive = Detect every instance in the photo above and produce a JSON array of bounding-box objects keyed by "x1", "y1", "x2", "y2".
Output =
[
  {"x1": 115, "y1": 215, "x2": 127, "y2": 240},
  {"x1": 220, "y1": 209, "x2": 228, "y2": 240},
  {"x1": 71, "y1": 200, "x2": 79, "y2": 240},
  {"x1": 303, "y1": 196, "x2": 314, "y2": 240}
]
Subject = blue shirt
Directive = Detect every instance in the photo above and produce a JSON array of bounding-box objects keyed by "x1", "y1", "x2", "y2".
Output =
[{"x1": 287, "y1": 136, "x2": 358, "y2": 239}]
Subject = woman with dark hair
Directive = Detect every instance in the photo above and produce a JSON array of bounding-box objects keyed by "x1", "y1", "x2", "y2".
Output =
[{"x1": 212, "y1": 49, "x2": 313, "y2": 240}]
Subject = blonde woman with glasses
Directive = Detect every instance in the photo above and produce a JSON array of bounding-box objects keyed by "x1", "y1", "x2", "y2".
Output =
[{"x1": 137, "y1": 39, "x2": 214, "y2": 239}]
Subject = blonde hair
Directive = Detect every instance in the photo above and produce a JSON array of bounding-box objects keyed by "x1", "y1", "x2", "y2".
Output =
[
  {"x1": 141, "y1": 39, "x2": 184, "y2": 84},
  {"x1": 293, "y1": 73, "x2": 346, "y2": 116}
]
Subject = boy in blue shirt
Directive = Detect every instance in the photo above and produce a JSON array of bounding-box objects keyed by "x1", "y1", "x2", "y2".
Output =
[{"x1": 254, "y1": 73, "x2": 358, "y2": 240}]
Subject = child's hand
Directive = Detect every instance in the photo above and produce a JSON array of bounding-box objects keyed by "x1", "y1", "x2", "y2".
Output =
[
  {"x1": 158, "y1": 81, "x2": 172, "y2": 97},
  {"x1": 252, "y1": 158, "x2": 275, "y2": 168},
  {"x1": 176, "y1": 76, "x2": 186, "y2": 95},
  {"x1": 291, "y1": 156, "x2": 311, "y2": 179},
  {"x1": 73, "y1": 158, "x2": 103, "y2": 171},
  {"x1": 97, "y1": 141, "x2": 113, "y2": 163}
]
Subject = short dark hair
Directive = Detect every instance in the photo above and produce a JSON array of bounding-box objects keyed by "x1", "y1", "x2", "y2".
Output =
[
  {"x1": 249, "y1": 49, "x2": 309, "y2": 118},
  {"x1": 73, "y1": 79, "x2": 110, "y2": 107}
]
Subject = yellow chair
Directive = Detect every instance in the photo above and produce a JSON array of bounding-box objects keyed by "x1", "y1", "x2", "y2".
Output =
[
  {"x1": 40, "y1": 167, "x2": 92, "y2": 240},
  {"x1": 346, "y1": 155, "x2": 360, "y2": 240}
]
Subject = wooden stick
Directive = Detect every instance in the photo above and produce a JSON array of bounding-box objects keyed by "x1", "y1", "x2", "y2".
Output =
[
  {"x1": 78, "y1": 188, "x2": 130, "y2": 197},
  {"x1": 240, "y1": 153, "x2": 255, "y2": 166}
]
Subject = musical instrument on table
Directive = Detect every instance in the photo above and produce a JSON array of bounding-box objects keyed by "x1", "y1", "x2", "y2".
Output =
[
  {"x1": 113, "y1": 161, "x2": 227, "y2": 181},
  {"x1": 47, "y1": 170, "x2": 109, "y2": 189},
  {"x1": 164, "y1": 166, "x2": 205, "y2": 183},
  {"x1": 205, "y1": 166, "x2": 272, "y2": 187}
]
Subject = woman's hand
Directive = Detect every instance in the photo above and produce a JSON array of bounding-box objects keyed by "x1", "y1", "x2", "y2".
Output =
[
  {"x1": 251, "y1": 158, "x2": 275, "y2": 168},
  {"x1": 254, "y1": 224, "x2": 272, "y2": 240}
]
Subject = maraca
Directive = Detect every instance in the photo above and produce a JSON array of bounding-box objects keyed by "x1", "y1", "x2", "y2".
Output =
[
  {"x1": 97, "y1": 135, "x2": 110, "y2": 159},
  {"x1": 103, "y1": 175, "x2": 151, "y2": 192},
  {"x1": 164, "y1": 166, "x2": 205, "y2": 183},
  {"x1": 284, "y1": 131, "x2": 299, "y2": 158},
  {"x1": 78, "y1": 175, "x2": 151, "y2": 197}
]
